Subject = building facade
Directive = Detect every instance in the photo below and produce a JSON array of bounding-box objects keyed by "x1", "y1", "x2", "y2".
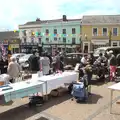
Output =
[
  {"x1": 0, "y1": 31, "x2": 20, "y2": 53},
  {"x1": 19, "y1": 15, "x2": 81, "y2": 53},
  {"x1": 81, "y1": 15, "x2": 120, "y2": 52}
]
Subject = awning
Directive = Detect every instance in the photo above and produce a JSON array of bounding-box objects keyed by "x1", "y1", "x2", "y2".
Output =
[{"x1": 91, "y1": 39, "x2": 109, "y2": 45}]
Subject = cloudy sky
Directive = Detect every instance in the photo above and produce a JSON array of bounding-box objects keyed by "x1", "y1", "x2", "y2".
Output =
[{"x1": 0, "y1": 0, "x2": 120, "y2": 30}]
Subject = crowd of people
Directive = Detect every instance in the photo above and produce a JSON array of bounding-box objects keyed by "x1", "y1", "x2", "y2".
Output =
[
  {"x1": 80, "y1": 50, "x2": 120, "y2": 84},
  {"x1": 0, "y1": 48, "x2": 120, "y2": 84}
]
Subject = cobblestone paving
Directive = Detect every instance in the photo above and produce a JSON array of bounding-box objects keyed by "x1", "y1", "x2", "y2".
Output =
[{"x1": 0, "y1": 82, "x2": 120, "y2": 120}]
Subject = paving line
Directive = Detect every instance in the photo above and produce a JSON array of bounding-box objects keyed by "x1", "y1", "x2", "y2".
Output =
[{"x1": 85, "y1": 96, "x2": 120, "y2": 120}]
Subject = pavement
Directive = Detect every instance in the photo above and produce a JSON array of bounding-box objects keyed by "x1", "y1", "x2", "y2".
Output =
[{"x1": 0, "y1": 82, "x2": 120, "y2": 120}]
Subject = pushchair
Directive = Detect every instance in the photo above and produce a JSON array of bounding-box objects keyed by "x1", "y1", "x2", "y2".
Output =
[{"x1": 70, "y1": 74, "x2": 90, "y2": 103}]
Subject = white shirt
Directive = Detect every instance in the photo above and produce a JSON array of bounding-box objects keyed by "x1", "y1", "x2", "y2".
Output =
[
  {"x1": 81, "y1": 57, "x2": 87, "y2": 64},
  {"x1": 40, "y1": 57, "x2": 50, "y2": 75},
  {"x1": 7, "y1": 61, "x2": 20, "y2": 78}
]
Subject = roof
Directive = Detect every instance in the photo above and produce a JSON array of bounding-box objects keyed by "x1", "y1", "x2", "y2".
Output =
[
  {"x1": 82, "y1": 15, "x2": 120, "y2": 24},
  {"x1": 24, "y1": 18, "x2": 82, "y2": 25},
  {"x1": 0, "y1": 31, "x2": 19, "y2": 41}
]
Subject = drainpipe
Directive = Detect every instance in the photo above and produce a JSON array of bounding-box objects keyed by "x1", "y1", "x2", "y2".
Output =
[{"x1": 109, "y1": 30, "x2": 112, "y2": 46}]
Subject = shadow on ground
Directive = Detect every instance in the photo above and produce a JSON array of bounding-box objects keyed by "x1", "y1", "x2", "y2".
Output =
[
  {"x1": 0, "y1": 94, "x2": 71, "y2": 120},
  {"x1": 0, "y1": 93, "x2": 103, "y2": 120},
  {"x1": 87, "y1": 94, "x2": 103, "y2": 104}
]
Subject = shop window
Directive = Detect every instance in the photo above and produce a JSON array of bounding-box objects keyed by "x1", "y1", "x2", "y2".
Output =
[{"x1": 112, "y1": 42, "x2": 117, "y2": 46}]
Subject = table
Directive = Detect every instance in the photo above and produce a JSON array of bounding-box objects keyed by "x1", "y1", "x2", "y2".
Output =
[
  {"x1": 0, "y1": 80, "x2": 45, "y2": 104},
  {"x1": 0, "y1": 71, "x2": 78, "y2": 103},
  {"x1": 108, "y1": 82, "x2": 120, "y2": 113},
  {"x1": 32, "y1": 71, "x2": 78, "y2": 95}
]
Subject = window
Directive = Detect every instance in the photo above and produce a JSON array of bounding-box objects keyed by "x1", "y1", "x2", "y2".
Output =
[
  {"x1": 92, "y1": 28, "x2": 98, "y2": 36},
  {"x1": 102, "y1": 28, "x2": 107, "y2": 36},
  {"x1": 63, "y1": 37, "x2": 66, "y2": 43},
  {"x1": 72, "y1": 28, "x2": 76, "y2": 34},
  {"x1": 54, "y1": 37, "x2": 57, "y2": 41},
  {"x1": 63, "y1": 29, "x2": 66, "y2": 34},
  {"x1": 23, "y1": 38, "x2": 26, "y2": 43},
  {"x1": 112, "y1": 28, "x2": 118, "y2": 36},
  {"x1": 38, "y1": 38, "x2": 41, "y2": 44},
  {"x1": 54, "y1": 29, "x2": 57, "y2": 34},
  {"x1": 72, "y1": 38, "x2": 76, "y2": 44},
  {"x1": 46, "y1": 29, "x2": 49, "y2": 34},
  {"x1": 46, "y1": 38, "x2": 49, "y2": 41},
  {"x1": 112, "y1": 42, "x2": 117, "y2": 46}
]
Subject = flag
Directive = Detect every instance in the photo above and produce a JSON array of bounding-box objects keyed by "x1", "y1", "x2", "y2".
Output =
[{"x1": 0, "y1": 44, "x2": 6, "y2": 57}]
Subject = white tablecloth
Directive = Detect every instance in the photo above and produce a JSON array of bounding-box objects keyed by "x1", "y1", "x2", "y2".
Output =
[
  {"x1": 32, "y1": 71, "x2": 78, "y2": 94},
  {"x1": 0, "y1": 80, "x2": 45, "y2": 103},
  {"x1": 0, "y1": 71, "x2": 78, "y2": 103}
]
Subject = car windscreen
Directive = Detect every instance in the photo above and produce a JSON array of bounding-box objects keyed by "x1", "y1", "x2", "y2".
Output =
[{"x1": 21, "y1": 54, "x2": 32, "y2": 59}]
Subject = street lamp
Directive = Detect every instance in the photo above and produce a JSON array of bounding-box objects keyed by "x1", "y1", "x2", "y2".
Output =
[{"x1": 109, "y1": 30, "x2": 112, "y2": 46}]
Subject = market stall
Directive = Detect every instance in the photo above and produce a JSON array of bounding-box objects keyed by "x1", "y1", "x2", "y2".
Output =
[{"x1": 0, "y1": 71, "x2": 78, "y2": 104}]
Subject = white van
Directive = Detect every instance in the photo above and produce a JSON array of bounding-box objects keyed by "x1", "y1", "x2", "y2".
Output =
[{"x1": 94, "y1": 46, "x2": 120, "y2": 58}]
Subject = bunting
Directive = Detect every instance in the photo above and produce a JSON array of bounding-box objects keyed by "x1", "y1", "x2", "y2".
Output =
[{"x1": 13, "y1": 30, "x2": 81, "y2": 37}]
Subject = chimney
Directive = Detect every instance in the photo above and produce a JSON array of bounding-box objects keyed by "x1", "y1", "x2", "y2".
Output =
[
  {"x1": 36, "y1": 18, "x2": 40, "y2": 21},
  {"x1": 63, "y1": 15, "x2": 67, "y2": 21}
]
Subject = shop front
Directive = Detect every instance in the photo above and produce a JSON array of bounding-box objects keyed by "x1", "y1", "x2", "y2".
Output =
[
  {"x1": 10, "y1": 44, "x2": 20, "y2": 53},
  {"x1": 82, "y1": 41, "x2": 90, "y2": 53},
  {"x1": 91, "y1": 39, "x2": 109, "y2": 51},
  {"x1": 20, "y1": 44, "x2": 38, "y2": 53},
  {"x1": 111, "y1": 41, "x2": 120, "y2": 47}
]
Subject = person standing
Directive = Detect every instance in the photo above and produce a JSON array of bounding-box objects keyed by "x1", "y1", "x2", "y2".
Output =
[
  {"x1": 7, "y1": 57, "x2": 20, "y2": 83},
  {"x1": 116, "y1": 53, "x2": 120, "y2": 66},
  {"x1": 81, "y1": 55, "x2": 88, "y2": 66},
  {"x1": 28, "y1": 50, "x2": 39, "y2": 73},
  {"x1": 40, "y1": 52, "x2": 50, "y2": 75},
  {"x1": 108, "y1": 51, "x2": 117, "y2": 81},
  {"x1": 54, "y1": 51, "x2": 61, "y2": 72}
]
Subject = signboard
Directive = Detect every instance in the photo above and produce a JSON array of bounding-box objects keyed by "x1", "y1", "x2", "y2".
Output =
[{"x1": 10, "y1": 44, "x2": 19, "y2": 48}]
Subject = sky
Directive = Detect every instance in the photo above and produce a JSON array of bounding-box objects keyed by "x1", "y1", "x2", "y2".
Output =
[{"x1": 0, "y1": 0, "x2": 120, "y2": 30}]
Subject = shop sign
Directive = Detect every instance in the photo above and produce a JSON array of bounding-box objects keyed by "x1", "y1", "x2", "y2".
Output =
[{"x1": 10, "y1": 44, "x2": 19, "y2": 48}]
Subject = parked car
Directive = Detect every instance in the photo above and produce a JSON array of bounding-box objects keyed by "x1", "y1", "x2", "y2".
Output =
[
  {"x1": 19, "y1": 54, "x2": 32, "y2": 67},
  {"x1": 94, "y1": 46, "x2": 120, "y2": 58},
  {"x1": 64, "y1": 53, "x2": 89, "y2": 67},
  {"x1": 12, "y1": 53, "x2": 26, "y2": 61}
]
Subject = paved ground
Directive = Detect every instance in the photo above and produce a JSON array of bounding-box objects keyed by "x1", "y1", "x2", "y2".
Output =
[{"x1": 0, "y1": 82, "x2": 120, "y2": 120}]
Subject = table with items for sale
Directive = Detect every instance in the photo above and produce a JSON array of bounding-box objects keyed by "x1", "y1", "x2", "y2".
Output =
[
  {"x1": 0, "y1": 71, "x2": 78, "y2": 104},
  {"x1": 108, "y1": 82, "x2": 120, "y2": 114}
]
